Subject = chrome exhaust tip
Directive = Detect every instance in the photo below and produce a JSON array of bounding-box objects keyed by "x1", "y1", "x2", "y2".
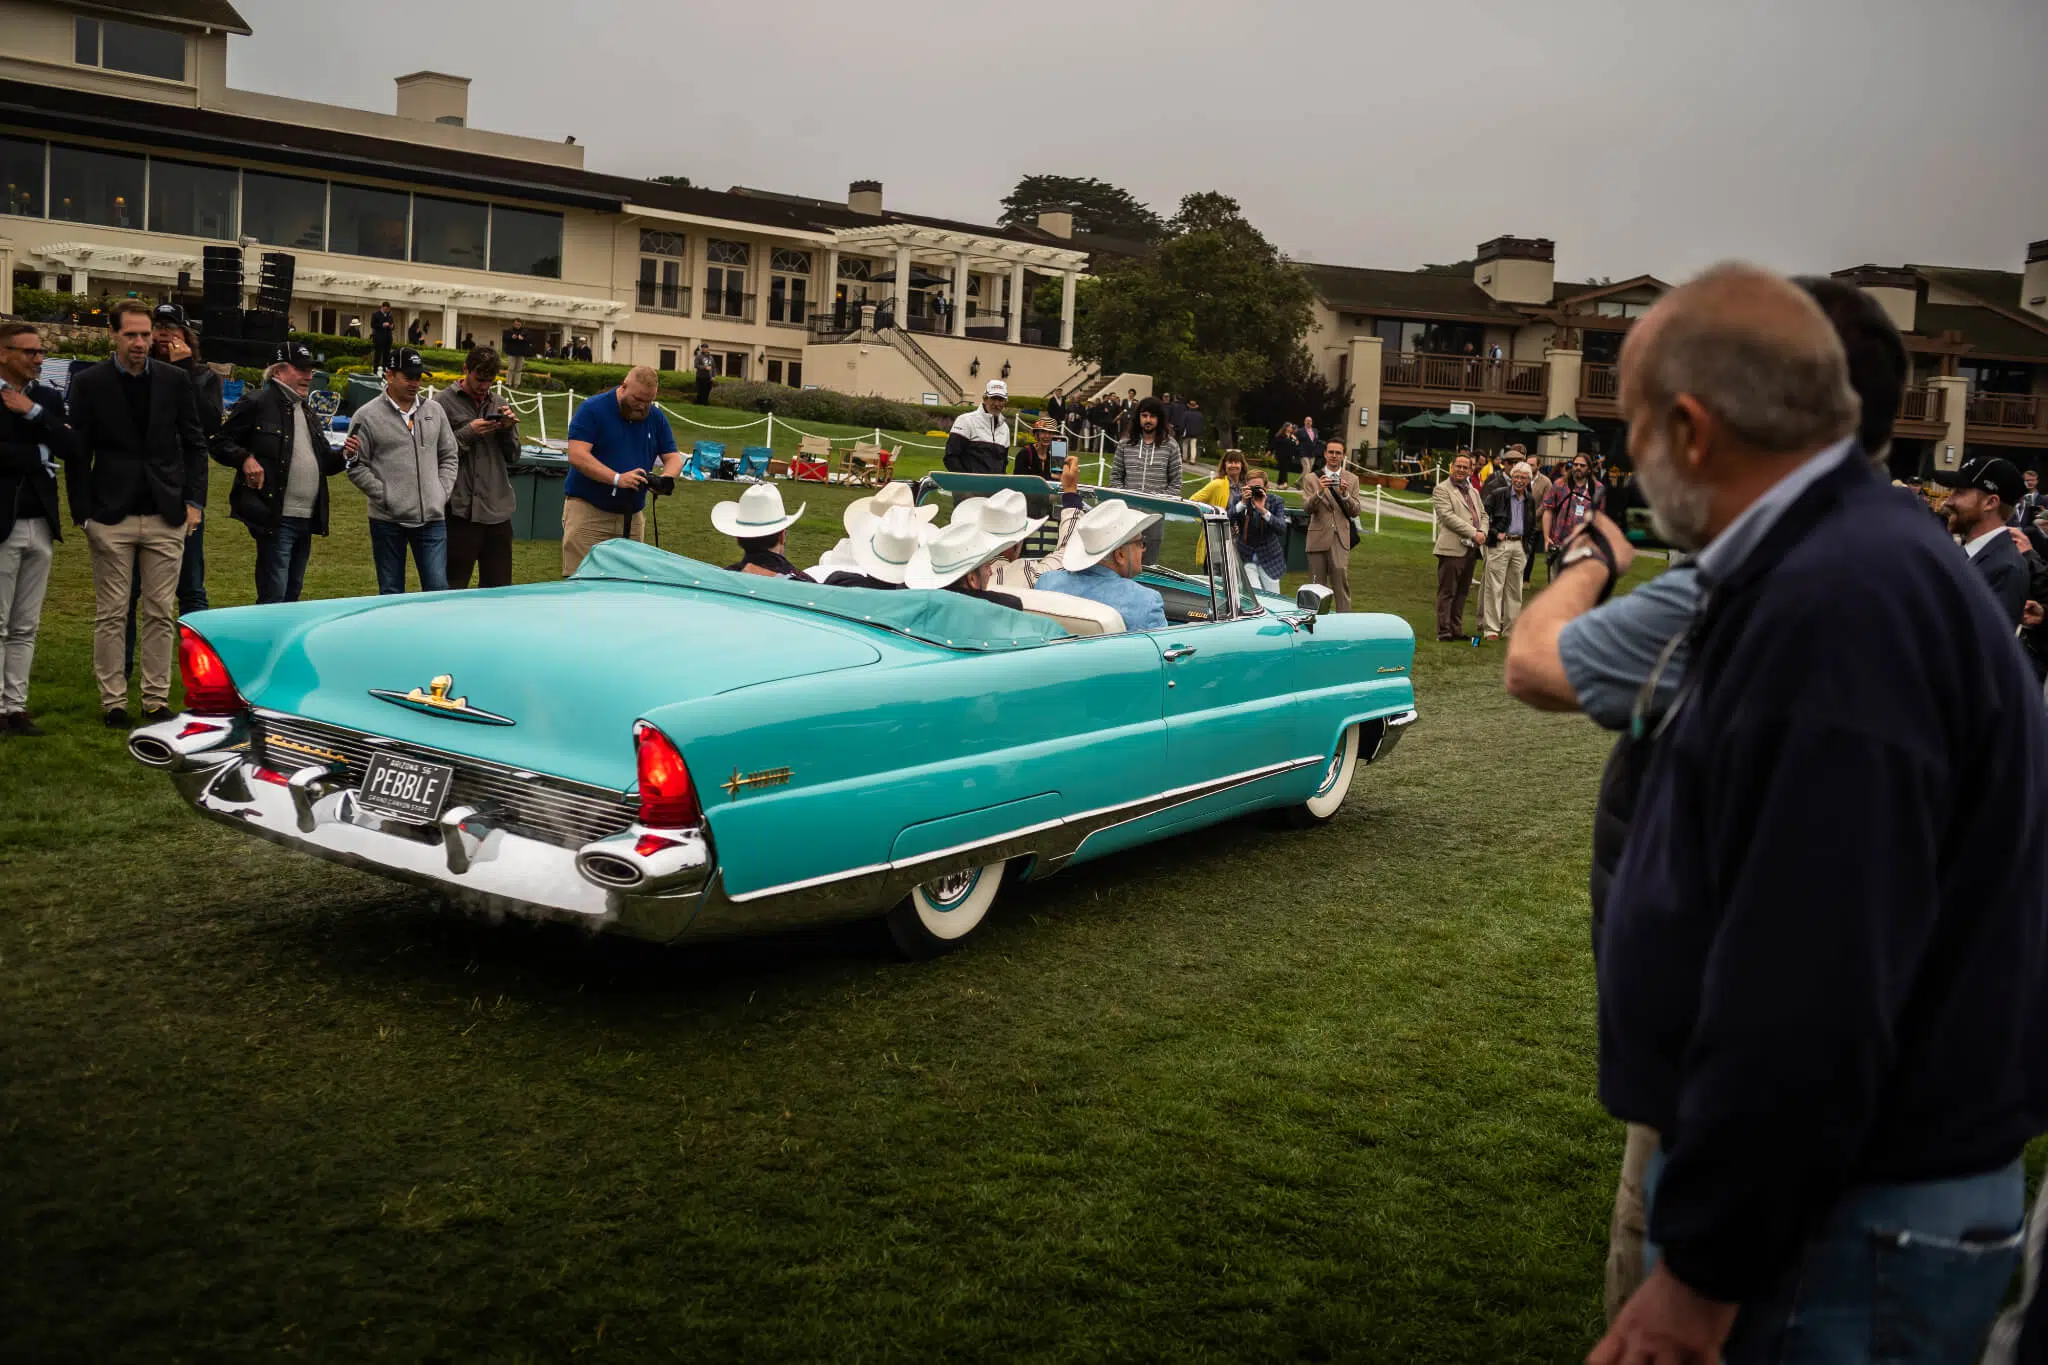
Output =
[
  {"x1": 129, "y1": 734, "x2": 176, "y2": 768},
  {"x1": 577, "y1": 852, "x2": 644, "y2": 888},
  {"x1": 128, "y1": 712, "x2": 248, "y2": 772},
  {"x1": 574, "y1": 827, "x2": 712, "y2": 895}
]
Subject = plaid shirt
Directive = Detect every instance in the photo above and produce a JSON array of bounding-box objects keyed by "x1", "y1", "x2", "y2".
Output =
[{"x1": 1542, "y1": 477, "x2": 1605, "y2": 548}]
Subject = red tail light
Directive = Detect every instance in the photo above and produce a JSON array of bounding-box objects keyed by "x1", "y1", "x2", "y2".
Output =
[
  {"x1": 634, "y1": 721, "x2": 701, "y2": 828},
  {"x1": 178, "y1": 625, "x2": 247, "y2": 716}
]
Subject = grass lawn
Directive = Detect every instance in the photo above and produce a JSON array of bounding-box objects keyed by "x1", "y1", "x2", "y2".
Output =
[{"x1": 3, "y1": 467, "x2": 1666, "y2": 1362}]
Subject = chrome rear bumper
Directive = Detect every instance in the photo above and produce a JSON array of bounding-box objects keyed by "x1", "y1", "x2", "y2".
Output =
[{"x1": 130, "y1": 713, "x2": 712, "y2": 941}]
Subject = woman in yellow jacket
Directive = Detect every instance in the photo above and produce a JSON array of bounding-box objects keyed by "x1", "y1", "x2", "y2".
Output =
[{"x1": 1189, "y1": 450, "x2": 1249, "y2": 566}]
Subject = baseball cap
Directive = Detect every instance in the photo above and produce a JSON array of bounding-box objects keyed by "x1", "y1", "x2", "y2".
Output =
[
  {"x1": 278, "y1": 340, "x2": 316, "y2": 371},
  {"x1": 151, "y1": 302, "x2": 186, "y2": 328},
  {"x1": 984, "y1": 379, "x2": 1007, "y2": 400},
  {"x1": 1938, "y1": 456, "x2": 2024, "y2": 507},
  {"x1": 385, "y1": 347, "x2": 426, "y2": 379}
]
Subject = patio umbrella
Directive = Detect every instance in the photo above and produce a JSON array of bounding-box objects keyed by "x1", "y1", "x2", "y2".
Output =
[
  {"x1": 1537, "y1": 414, "x2": 1595, "y2": 435},
  {"x1": 1511, "y1": 418, "x2": 1544, "y2": 434},
  {"x1": 1395, "y1": 412, "x2": 1442, "y2": 434},
  {"x1": 869, "y1": 266, "x2": 953, "y2": 288}
]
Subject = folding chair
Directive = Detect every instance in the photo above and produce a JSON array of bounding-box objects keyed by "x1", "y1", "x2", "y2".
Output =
[
  {"x1": 307, "y1": 388, "x2": 341, "y2": 421},
  {"x1": 737, "y1": 446, "x2": 772, "y2": 480},
  {"x1": 686, "y1": 441, "x2": 726, "y2": 481},
  {"x1": 221, "y1": 379, "x2": 245, "y2": 407},
  {"x1": 792, "y1": 434, "x2": 832, "y2": 484},
  {"x1": 848, "y1": 441, "x2": 895, "y2": 487}
]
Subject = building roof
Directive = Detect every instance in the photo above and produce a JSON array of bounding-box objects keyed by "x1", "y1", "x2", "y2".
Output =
[
  {"x1": 75, "y1": 0, "x2": 251, "y2": 34},
  {"x1": 1911, "y1": 264, "x2": 2024, "y2": 311},
  {"x1": 1915, "y1": 303, "x2": 2048, "y2": 360},
  {"x1": 1300, "y1": 261, "x2": 1527, "y2": 323}
]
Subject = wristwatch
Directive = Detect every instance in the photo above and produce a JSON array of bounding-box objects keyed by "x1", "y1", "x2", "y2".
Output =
[{"x1": 1561, "y1": 532, "x2": 1621, "y2": 603}]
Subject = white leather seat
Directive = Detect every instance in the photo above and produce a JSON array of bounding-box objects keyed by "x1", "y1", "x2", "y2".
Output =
[{"x1": 1010, "y1": 587, "x2": 1125, "y2": 636}]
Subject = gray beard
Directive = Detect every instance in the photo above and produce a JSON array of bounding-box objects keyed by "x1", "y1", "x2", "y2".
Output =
[{"x1": 1635, "y1": 444, "x2": 1715, "y2": 552}]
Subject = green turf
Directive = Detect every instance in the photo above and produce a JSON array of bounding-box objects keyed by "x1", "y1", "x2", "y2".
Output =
[{"x1": 1, "y1": 467, "x2": 1665, "y2": 1362}]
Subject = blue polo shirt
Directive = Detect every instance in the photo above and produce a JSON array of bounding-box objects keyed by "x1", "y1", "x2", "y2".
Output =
[{"x1": 563, "y1": 390, "x2": 678, "y2": 514}]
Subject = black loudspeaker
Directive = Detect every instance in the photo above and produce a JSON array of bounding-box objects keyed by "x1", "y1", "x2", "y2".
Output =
[
  {"x1": 256, "y1": 251, "x2": 294, "y2": 314},
  {"x1": 243, "y1": 308, "x2": 287, "y2": 345},
  {"x1": 202, "y1": 305, "x2": 243, "y2": 341},
  {"x1": 201, "y1": 244, "x2": 242, "y2": 308}
]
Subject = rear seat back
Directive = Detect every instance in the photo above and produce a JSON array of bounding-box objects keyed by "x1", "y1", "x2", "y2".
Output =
[{"x1": 1011, "y1": 587, "x2": 1125, "y2": 636}]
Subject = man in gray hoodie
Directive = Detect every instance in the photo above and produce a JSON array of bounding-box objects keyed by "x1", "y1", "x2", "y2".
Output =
[
  {"x1": 433, "y1": 347, "x2": 522, "y2": 588},
  {"x1": 344, "y1": 348, "x2": 459, "y2": 593}
]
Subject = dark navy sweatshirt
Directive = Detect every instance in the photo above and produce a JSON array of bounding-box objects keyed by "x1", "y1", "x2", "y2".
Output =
[{"x1": 1600, "y1": 454, "x2": 2048, "y2": 1303}]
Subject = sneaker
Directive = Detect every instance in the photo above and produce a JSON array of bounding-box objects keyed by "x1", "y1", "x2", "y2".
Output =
[
  {"x1": 140, "y1": 706, "x2": 175, "y2": 725},
  {"x1": 103, "y1": 707, "x2": 131, "y2": 729},
  {"x1": 5, "y1": 712, "x2": 44, "y2": 737},
  {"x1": 1483, "y1": 632, "x2": 1500, "y2": 642}
]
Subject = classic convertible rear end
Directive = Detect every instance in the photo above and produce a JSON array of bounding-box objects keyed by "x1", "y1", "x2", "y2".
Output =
[{"x1": 135, "y1": 493, "x2": 1416, "y2": 956}]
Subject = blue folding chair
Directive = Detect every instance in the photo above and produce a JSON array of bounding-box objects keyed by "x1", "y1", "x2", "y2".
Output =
[
  {"x1": 221, "y1": 379, "x2": 245, "y2": 407},
  {"x1": 686, "y1": 441, "x2": 726, "y2": 481},
  {"x1": 737, "y1": 446, "x2": 772, "y2": 481}
]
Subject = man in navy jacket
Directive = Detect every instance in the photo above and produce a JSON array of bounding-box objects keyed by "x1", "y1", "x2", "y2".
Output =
[{"x1": 1590, "y1": 264, "x2": 2048, "y2": 1363}]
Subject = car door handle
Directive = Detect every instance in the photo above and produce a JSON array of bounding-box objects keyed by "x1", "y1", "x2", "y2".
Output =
[{"x1": 1162, "y1": 646, "x2": 1198, "y2": 661}]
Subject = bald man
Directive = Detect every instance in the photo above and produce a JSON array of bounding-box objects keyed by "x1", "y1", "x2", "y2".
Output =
[
  {"x1": 1589, "y1": 265, "x2": 2048, "y2": 1363},
  {"x1": 561, "y1": 364, "x2": 681, "y2": 575}
]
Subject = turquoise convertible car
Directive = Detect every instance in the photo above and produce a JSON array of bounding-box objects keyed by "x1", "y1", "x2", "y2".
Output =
[{"x1": 129, "y1": 479, "x2": 1417, "y2": 956}]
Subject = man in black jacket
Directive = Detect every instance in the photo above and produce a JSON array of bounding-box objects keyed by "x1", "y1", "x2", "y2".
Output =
[
  {"x1": 1590, "y1": 265, "x2": 2047, "y2": 1362},
  {"x1": 370, "y1": 303, "x2": 396, "y2": 373},
  {"x1": 143, "y1": 304, "x2": 223, "y2": 623},
  {"x1": 67, "y1": 300, "x2": 208, "y2": 727},
  {"x1": 211, "y1": 342, "x2": 343, "y2": 603},
  {"x1": 0, "y1": 321, "x2": 67, "y2": 736},
  {"x1": 1940, "y1": 456, "x2": 2030, "y2": 627},
  {"x1": 502, "y1": 319, "x2": 531, "y2": 389}
]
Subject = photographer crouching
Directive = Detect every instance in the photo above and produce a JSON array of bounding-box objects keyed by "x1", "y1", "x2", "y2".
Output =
[{"x1": 560, "y1": 365, "x2": 680, "y2": 576}]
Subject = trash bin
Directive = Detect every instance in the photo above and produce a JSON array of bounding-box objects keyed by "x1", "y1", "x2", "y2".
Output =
[
  {"x1": 514, "y1": 448, "x2": 569, "y2": 542},
  {"x1": 342, "y1": 373, "x2": 383, "y2": 416},
  {"x1": 1285, "y1": 507, "x2": 1311, "y2": 573}
]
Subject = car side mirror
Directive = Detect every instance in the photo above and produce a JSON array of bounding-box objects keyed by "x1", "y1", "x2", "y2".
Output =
[{"x1": 1295, "y1": 583, "x2": 1335, "y2": 616}]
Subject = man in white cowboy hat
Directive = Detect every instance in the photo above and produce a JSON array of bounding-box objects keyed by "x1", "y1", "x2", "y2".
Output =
[
  {"x1": 943, "y1": 379, "x2": 1011, "y2": 474},
  {"x1": 823, "y1": 504, "x2": 925, "y2": 591},
  {"x1": 1034, "y1": 499, "x2": 1168, "y2": 631},
  {"x1": 972, "y1": 456, "x2": 1089, "y2": 593},
  {"x1": 710, "y1": 483, "x2": 805, "y2": 578},
  {"x1": 905, "y1": 520, "x2": 1023, "y2": 610},
  {"x1": 844, "y1": 479, "x2": 939, "y2": 537}
]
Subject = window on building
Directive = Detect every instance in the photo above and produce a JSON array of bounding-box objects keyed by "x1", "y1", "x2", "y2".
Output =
[
  {"x1": 147, "y1": 158, "x2": 236, "y2": 239},
  {"x1": 489, "y1": 205, "x2": 562, "y2": 278},
  {"x1": 47, "y1": 143, "x2": 145, "y2": 229},
  {"x1": 76, "y1": 17, "x2": 186, "y2": 81},
  {"x1": 704, "y1": 239, "x2": 748, "y2": 318},
  {"x1": 724, "y1": 352, "x2": 747, "y2": 379},
  {"x1": 837, "y1": 256, "x2": 872, "y2": 280},
  {"x1": 638, "y1": 256, "x2": 685, "y2": 313},
  {"x1": 766, "y1": 359, "x2": 781, "y2": 384},
  {"x1": 768, "y1": 248, "x2": 811, "y2": 325},
  {"x1": 640, "y1": 229, "x2": 686, "y2": 256},
  {"x1": 766, "y1": 359, "x2": 803, "y2": 388},
  {"x1": 329, "y1": 182, "x2": 409, "y2": 261},
  {"x1": 0, "y1": 136, "x2": 44, "y2": 218},
  {"x1": 241, "y1": 171, "x2": 325, "y2": 250},
  {"x1": 411, "y1": 194, "x2": 488, "y2": 270},
  {"x1": 659, "y1": 347, "x2": 678, "y2": 372}
]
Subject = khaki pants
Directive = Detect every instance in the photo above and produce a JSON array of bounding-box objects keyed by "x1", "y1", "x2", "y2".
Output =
[
  {"x1": 1307, "y1": 544, "x2": 1351, "y2": 612},
  {"x1": 87, "y1": 515, "x2": 184, "y2": 712},
  {"x1": 562, "y1": 496, "x2": 644, "y2": 578},
  {"x1": 1605, "y1": 1122, "x2": 1659, "y2": 1323},
  {"x1": 1480, "y1": 539, "x2": 1528, "y2": 636}
]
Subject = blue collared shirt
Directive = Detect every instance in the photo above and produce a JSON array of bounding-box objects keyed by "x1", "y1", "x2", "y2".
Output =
[
  {"x1": 1507, "y1": 492, "x2": 1525, "y2": 538},
  {"x1": 1035, "y1": 563, "x2": 1169, "y2": 631},
  {"x1": 1693, "y1": 435, "x2": 1860, "y2": 587}
]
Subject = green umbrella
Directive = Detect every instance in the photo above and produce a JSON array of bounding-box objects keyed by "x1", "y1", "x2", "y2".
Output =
[
  {"x1": 1537, "y1": 413, "x2": 1595, "y2": 435},
  {"x1": 1474, "y1": 412, "x2": 1517, "y2": 431},
  {"x1": 1511, "y1": 418, "x2": 1544, "y2": 434},
  {"x1": 1395, "y1": 412, "x2": 1442, "y2": 434}
]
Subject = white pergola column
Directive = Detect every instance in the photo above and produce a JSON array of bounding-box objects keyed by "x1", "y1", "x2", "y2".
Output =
[
  {"x1": 1059, "y1": 271, "x2": 1077, "y2": 351},
  {"x1": 600, "y1": 321, "x2": 616, "y2": 357},
  {"x1": 71, "y1": 269, "x2": 89, "y2": 296},
  {"x1": 823, "y1": 247, "x2": 839, "y2": 324},
  {"x1": 441, "y1": 304, "x2": 459, "y2": 349},
  {"x1": 892, "y1": 245, "x2": 911, "y2": 329},
  {"x1": 40, "y1": 272, "x2": 58, "y2": 292},
  {"x1": 950, "y1": 251, "x2": 970, "y2": 338},
  {"x1": 1007, "y1": 263, "x2": 1025, "y2": 344}
]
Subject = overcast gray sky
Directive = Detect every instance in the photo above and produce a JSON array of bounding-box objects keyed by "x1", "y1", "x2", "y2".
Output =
[{"x1": 227, "y1": 0, "x2": 2047, "y2": 284}]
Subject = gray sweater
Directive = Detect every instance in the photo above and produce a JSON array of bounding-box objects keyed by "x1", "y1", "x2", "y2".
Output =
[
  {"x1": 433, "y1": 383, "x2": 521, "y2": 524},
  {"x1": 345, "y1": 393, "x2": 459, "y2": 525}
]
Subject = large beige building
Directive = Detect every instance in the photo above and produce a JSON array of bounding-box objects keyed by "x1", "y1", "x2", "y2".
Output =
[
  {"x1": 1300, "y1": 235, "x2": 2048, "y2": 472},
  {"x1": 0, "y1": 0, "x2": 1095, "y2": 403}
]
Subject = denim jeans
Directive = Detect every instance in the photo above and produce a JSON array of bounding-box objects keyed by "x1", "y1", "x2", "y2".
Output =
[
  {"x1": 368, "y1": 519, "x2": 448, "y2": 594},
  {"x1": 254, "y1": 517, "x2": 316, "y2": 604},
  {"x1": 1645, "y1": 1149, "x2": 2023, "y2": 1362}
]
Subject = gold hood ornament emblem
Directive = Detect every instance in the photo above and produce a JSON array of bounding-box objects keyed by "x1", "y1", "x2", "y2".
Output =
[{"x1": 369, "y1": 674, "x2": 515, "y2": 726}]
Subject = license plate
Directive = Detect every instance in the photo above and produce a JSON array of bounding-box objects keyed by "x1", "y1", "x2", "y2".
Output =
[{"x1": 356, "y1": 751, "x2": 456, "y2": 825}]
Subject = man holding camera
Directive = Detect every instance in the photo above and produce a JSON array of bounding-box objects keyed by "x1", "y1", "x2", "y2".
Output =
[
  {"x1": 561, "y1": 365, "x2": 680, "y2": 576},
  {"x1": 343, "y1": 347, "x2": 459, "y2": 594},
  {"x1": 434, "y1": 347, "x2": 523, "y2": 589}
]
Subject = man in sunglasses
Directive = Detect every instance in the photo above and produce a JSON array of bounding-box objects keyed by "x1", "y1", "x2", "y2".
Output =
[
  {"x1": 0, "y1": 322, "x2": 68, "y2": 736},
  {"x1": 944, "y1": 379, "x2": 1012, "y2": 474}
]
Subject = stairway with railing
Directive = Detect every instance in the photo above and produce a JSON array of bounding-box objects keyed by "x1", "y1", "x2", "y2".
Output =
[{"x1": 881, "y1": 325, "x2": 963, "y2": 404}]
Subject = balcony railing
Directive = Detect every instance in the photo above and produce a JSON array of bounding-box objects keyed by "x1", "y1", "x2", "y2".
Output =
[
  {"x1": 1384, "y1": 353, "x2": 1546, "y2": 398},
  {"x1": 1898, "y1": 386, "x2": 1946, "y2": 424},
  {"x1": 635, "y1": 282, "x2": 690, "y2": 316},
  {"x1": 765, "y1": 300, "x2": 811, "y2": 328},
  {"x1": 1968, "y1": 391, "x2": 2044, "y2": 431},
  {"x1": 701, "y1": 291, "x2": 756, "y2": 324},
  {"x1": 1580, "y1": 362, "x2": 1619, "y2": 401}
]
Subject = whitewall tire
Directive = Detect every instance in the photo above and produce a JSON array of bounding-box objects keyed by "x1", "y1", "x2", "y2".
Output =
[
  {"x1": 885, "y1": 859, "x2": 1007, "y2": 958},
  {"x1": 1283, "y1": 724, "x2": 1361, "y2": 828}
]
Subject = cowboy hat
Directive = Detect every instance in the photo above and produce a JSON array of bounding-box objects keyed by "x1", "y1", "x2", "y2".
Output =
[
  {"x1": 950, "y1": 489, "x2": 1045, "y2": 552},
  {"x1": 804, "y1": 537, "x2": 858, "y2": 582},
  {"x1": 905, "y1": 521, "x2": 1010, "y2": 590},
  {"x1": 709, "y1": 482, "x2": 805, "y2": 538},
  {"x1": 845, "y1": 480, "x2": 938, "y2": 536},
  {"x1": 850, "y1": 505, "x2": 925, "y2": 585},
  {"x1": 1061, "y1": 498, "x2": 1161, "y2": 572}
]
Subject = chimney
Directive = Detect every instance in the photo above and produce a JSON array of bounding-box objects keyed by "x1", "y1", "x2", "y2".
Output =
[
  {"x1": 1037, "y1": 207, "x2": 1075, "y2": 240},
  {"x1": 848, "y1": 180, "x2": 883, "y2": 216},
  {"x1": 395, "y1": 71, "x2": 471, "y2": 127},
  {"x1": 1473, "y1": 235, "x2": 1555, "y2": 305},
  {"x1": 1831, "y1": 264, "x2": 1923, "y2": 334},
  {"x1": 2025, "y1": 239, "x2": 2048, "y2": 322}
]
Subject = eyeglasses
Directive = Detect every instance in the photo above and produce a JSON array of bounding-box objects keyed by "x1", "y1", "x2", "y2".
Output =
[{"x1": 5, "y1": 345, "x2": 46, "y2": 358}]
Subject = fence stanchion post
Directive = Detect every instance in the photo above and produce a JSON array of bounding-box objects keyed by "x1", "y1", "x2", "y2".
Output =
[
  {"x1": 1374, "y1": 485, "x2": 1382, "y2": 535},
  {"x1": 766, "y1": 411, "x2": 775, "y2": 451},
  {"x1": 536, "y1": 390, "x2": 547, "y2": 446}
]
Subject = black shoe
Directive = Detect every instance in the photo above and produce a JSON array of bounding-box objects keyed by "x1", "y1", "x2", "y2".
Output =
[
  {"x1": 140, "y1": 706, "x2": 174, "y2": 725},
  {"x1": 5, "y1": 712, "x2": 44, "y2": 736},
  {"x1": 103, "y1": 707, "x2": 131, "y2": 729}
]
